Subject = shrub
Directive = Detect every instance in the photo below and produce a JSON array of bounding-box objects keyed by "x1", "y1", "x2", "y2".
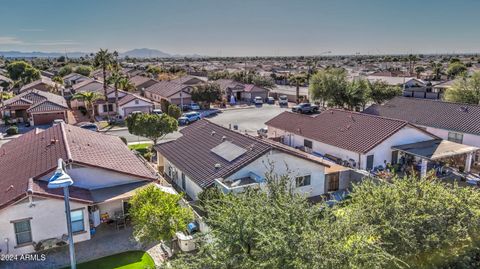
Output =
[{"x1": 6, "y1": 126, "x2": 19, "y2": 136}]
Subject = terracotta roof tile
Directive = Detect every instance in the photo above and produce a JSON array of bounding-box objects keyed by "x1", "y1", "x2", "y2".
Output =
[
  {"x1": 363, "y1": 97, "x2": 480, "y2": 135},
  {"x1": 265, "y1": 109, "x2": 414, "y2": 153}
]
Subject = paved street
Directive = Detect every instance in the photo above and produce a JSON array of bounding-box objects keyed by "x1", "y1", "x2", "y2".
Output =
[{"x1": 102, "y1": 104, "x2": 288, "y2": 144}]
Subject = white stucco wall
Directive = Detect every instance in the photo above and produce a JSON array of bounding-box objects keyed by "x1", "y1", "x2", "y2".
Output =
[
  {"x1": 0, "y1": 197, "x2": 90, "y2": 255},
  {"x1": 268, "y1": 125, "x2": 435, "y2": 170},
  {"x1": 163, "y1": 159, "x2": 204, "y2": 200},
  {"x1": 97, "y1": 200, "x2": 124, "y2": 220},
  {"x1": 227, "y1": 150, "x2": 327, "y2": 197},
  {"x1": 38, "y1": 165, "x2": 146, "y2": 190}
]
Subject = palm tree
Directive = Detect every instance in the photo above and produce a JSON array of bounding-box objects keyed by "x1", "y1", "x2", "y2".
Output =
[
  {"x1": 431, "y1": 62, "x2": 443, "y2": 80},
  {"x1": 118, "y1": 77, "x2": 135, "y2": 92},
  {"x1": 108, "y1": 67, "x2": 122, "y2": 117},
  {"x1": 93, "y1": 49, "x2": 115, "y2": 115},
  {"x1": 51, "y1": 76, "x2": 64, "y2": 96},
  {"x1": 289, "y1": 73, "x2": 308, "y2": 104},
  {"x1": 72, "y1": 92, "x2": 104, "y2": 120}
]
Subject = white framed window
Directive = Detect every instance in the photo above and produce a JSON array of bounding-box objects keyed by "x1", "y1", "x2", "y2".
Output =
[
  {"x1": 13, "y1": 219, "x2": 32, "y2": 245},
  {"x1": 448, "y1": 132, "x2": 463, "y2": 144},
  {"x1": 295, "y1": 175, "x2": 311, "y2": 187},
  {"x1": 70, "y1": 209, "x2": 85, "y2": 233}
]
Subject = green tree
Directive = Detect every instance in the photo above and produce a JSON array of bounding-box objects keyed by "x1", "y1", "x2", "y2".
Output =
[
  {"x1": 414, "y1": 66, "x2": 425, "y2": 78},
  {"x1": 167, "y1": 104, "x2": 182, "y2": 119},
  {"x1": 367, "y1": 80, "x2": 402, "y2": 104},
  {"x1": 72, "y1": 91, "x2": 104, "y2": 120},
  {"x1": 129, "y1": 185, "x2": 193, "y2": 244},
  {"x1": 446, "y1": 62, "x2": 467, "y2": 79},
  {"x1": 146, "y1": 65, "x2": 162, "y2": 77},
  {"x1": 118, "y1": 77, "x2": 136, "y2": 91},
  {"x1": 160, "y1": 99, "x2": 171, "y2": 114},
  {"x1": 75, "y1": 65, "x2": 93, "y2": 77},
  {"x1": 345, "y1": 79, "x2": 368, "y2": 110},
  {"x1": 107, "y1": 63, "x2": 122, "y2": 117},
  {"x1": 309, "y1": 68, "x2": 348, "y2": 107},
  {"x1": 191, "y1": 83, "x2": 222, "y2": 108},
  {"x1": 58, "y1": 65, "x2": 74, "y2": 77},
  {"x1": 126, "y1": 113, "x2": 178, "y2": 144},
  {"x1": 93, "y1": 49, "x2": 115, "y2": 114},
  {"x1": 171, "y1": 174, "x2": 480, "y2": 269},
  {"x1": 6, "y1": 61, "x2": 40, "y2": 84},
  {"x1": 51, "y1": 76, "x2": 64, "y2": 95},
  {"x1": 444, "y1": 72, "x2": 480, "y2": 104},
  {"x1": 289, "y1": 73, "x2": 308, "y2": 103},
  {"x1": 431, "y1": 62, "x2": 444, "y2": 80}
]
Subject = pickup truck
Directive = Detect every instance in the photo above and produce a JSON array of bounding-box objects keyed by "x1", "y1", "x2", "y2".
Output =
[{"x1": 291, "y1": 103, "x2": 319, "y2": 114}]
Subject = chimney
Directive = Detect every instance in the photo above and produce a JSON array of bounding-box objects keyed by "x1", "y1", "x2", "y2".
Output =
[{"x1": 221, "y1": 136, "x2": 227, "y2": 142}]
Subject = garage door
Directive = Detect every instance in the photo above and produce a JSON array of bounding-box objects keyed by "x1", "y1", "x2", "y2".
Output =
[
  {"x1": 32, "y1": 112, "x2": 65, "y2": 125},
  {"x1": 123, "y1": 106, "x2": 151, "y2": 116}
]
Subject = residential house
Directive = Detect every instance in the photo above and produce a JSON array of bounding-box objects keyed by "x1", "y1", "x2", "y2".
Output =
[
  {"x1": 0, "y1": 74, "x2": 13, "y2": 86},
  {"x1": 366, "y1": 75, "x2": 439, "y2": 99},
  {"x1": 265, "y1": 109, "x2": 438, "y2": 171},
  {"x1": 0, "y1": 89, "x2": 69, "y2": 125},
  {"x1": 116, "y1": 92, "x2": 154, "y2": 118},
  {"x1": 363, "y1": 96, "x2": 480, "y2": 163},
  {"x1": 215, "y1": 79, "x2": 269, "y2": 103},
  {"x1": 63, "y1": 73, "x2": 90, "y2": 87},
  {"x1": 0, "y1": 123, "x2": 158, "y2": 255},
  {"x1": 129, "y1": 75, "x2": 158, "y2": 92},
  {"x1": 144, "y1": 76, "x2": 204, "y2": 106},
  {"x1": 156, "y1": 119, "x2": 353, "y2": 201},
  {"x1": 19, "y1": 76, "x2": 63, "y2": 94}
]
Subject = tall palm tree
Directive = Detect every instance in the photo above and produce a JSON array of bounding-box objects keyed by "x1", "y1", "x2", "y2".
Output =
[
  {"x1": 431, "y1": 62, "x2": 443, "y2": 80},
  {"x1": 289, "y1": 73, "x2": 308, "y2": 104},
  {"x1": 108, "y1": 67, "x2": 122, "y2": 117},
  {"x1": 93, "y1": 49, "x2": 114, "y2": 115},
  {"x1": 72, "y1": 92, "x2": 104, "y2": 120},
  {"x1": 51, "y1": 76, "x2": 64, "y2": 96}
]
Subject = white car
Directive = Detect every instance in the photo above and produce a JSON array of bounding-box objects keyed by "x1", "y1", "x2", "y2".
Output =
[
  {"x1": 278, "y1": 95, "x2": 288, "y2": 106},
  {"x1": 254, "y1": 96, "x2": 263, "y2": 105}
]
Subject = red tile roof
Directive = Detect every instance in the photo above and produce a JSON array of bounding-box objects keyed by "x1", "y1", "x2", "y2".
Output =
[
  {"x1": 265, "y1": 109, "x2": 427, "y2": 154},
  {"x1": 363, "y1": 97, "x2": 480, "y2": 135},
  {"x1": 0, "y1": 123, "x2": 157, "y2": 209},
  {"x1": 2, "y1": 89, "x2": 68, "y2": 113}
]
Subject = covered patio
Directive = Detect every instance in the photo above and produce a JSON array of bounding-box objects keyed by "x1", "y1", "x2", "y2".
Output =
[{"x1": 392, "y1": 139, "x2": 478, "y2": 178}]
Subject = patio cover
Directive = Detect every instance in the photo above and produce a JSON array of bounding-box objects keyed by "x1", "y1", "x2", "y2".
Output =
[
  {"x1": 392, "y1": 139, "x2": 478, "y2": 161},
  {"x1": 90, "y1": 181, "x2": 152, "y2": 203}
]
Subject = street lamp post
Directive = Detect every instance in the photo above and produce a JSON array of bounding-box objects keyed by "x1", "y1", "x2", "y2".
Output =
[{"x1": 47, "y1": 159, "x2": 76, "y2": 269}]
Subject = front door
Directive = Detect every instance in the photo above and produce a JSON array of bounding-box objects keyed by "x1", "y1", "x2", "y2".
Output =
[
  {"x1": 391, "y1": 150, "x2": 399, "y2": 165},
  {"x1": 326, "y1": 172, "x2": 340, "y2": 192}
]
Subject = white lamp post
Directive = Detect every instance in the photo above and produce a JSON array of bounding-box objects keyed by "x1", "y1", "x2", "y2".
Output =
[{"x1": 48, "y1": 158, "x2": 76, "y2": 269}]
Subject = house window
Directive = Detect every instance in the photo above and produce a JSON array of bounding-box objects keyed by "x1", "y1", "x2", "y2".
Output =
[
  {"x1": 448, "y1": 132, "x2": 463, "y2": 144},
  {"x1": 13, "y1": 219, "x2": 32, "y2": 245},
  {"x1": 70, "y1": 209, "x2": 85, "y2": 233},
  {"x1": 135, "y1": 100, "x2": 139, "y2": 104},
  {"x1": 295, "y1": 175, "x2": 311, "y2": 187},
  {"x1": 304, "y1": 139, "x2": 313, "y2": 149}
]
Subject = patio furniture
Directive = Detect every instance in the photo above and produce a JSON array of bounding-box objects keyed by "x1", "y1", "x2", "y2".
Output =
[{"x1": 114, "y1": 211, "x2": 127, "y2": 230}]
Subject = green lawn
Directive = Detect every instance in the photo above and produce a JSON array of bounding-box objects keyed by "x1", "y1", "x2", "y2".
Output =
[
  {"x1": 72, "y1": 251, "x2": 155, "y2": 269},
  {"x1": 128, "y1": 143, "x2": 152, "y2": 151}
]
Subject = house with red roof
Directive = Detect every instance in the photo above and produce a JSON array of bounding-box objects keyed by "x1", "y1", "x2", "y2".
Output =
[
  {"x1": 265, "y1": 109, "x2": 438, "y2": 171},
  {"x1": 215, "y1": 79, "x2": 269, "y2": 103},
  {"x1": 0, "y1": 123, "x2": 159, "y2": 255},
  {"x1": 0, "y1": 89, "x2": 69, "y2": 126}
]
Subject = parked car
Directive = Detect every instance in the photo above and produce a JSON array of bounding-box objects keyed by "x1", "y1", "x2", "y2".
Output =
[
  {"x1": 257, "y1": 127, "x2": 268, "y2": 138},
  {"x1": 267, "y1": 97, "x2": 275, "y2": 104},
  {"x1": 291, "y1": 103, "x2": 319, "y2": 114},
  {"x1": 190, "y1": 103, "x2": 201, "y2": 110},
  {"x1": 254, "y1": 96, "x2": 263, "y2": 105},
  {"x1": 178, "y1": 111, "x2": 201, "y2": 125},
  {"x1": 152, "y1": 109, "x2": 163, "y2": 115},
  {"x1": 278, "y1": 95, "x2": 288, "y2": 106},
  {"x1": 79, "y1": 123, "x2": 99, "y2": 132}
]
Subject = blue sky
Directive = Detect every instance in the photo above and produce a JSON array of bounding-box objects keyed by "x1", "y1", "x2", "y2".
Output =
[{"x1": 0, "y1": 0, "x2": 479, "y2": 56}]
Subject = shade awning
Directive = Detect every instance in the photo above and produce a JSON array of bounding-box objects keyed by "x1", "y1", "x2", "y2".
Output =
[{"x1": 392, "y1": 139, "x2": 478, "y2": 161}]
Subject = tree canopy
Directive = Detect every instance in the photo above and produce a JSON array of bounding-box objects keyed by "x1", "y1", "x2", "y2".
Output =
[
  {"x1": 446, "y1": 62, "x2": 468, "y2": 79},
  {"x1": 129, "y1": 185, "x2": 193, "y2": 244},
  {"x1": 444, "y1": 71, "x2": 480, "y2": 104},
  {"x1": 126, "y1": 113, "x2": 178, "y2": 144},
  {"x1": 170, "y1": 174, "x2": 480, "y2": 269},
  {"x1": 6, "y1": 61, "x2": 40, "y2": 84},
  {"x1": 191, "y1": 83, "x2": 222, "y2": 108},
  {"x1": 167, "y1": 104, "x2": 182, "y2": 119}
]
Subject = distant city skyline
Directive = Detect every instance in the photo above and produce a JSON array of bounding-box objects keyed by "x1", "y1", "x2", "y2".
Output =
[{"x1": 1, "y1": 0, "x2": 479, "y2": 56}]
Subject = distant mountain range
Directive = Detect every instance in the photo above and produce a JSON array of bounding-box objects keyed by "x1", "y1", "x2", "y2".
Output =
[{"x1": 0, "y1": 48, "x2": 204, "y2": 58}]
